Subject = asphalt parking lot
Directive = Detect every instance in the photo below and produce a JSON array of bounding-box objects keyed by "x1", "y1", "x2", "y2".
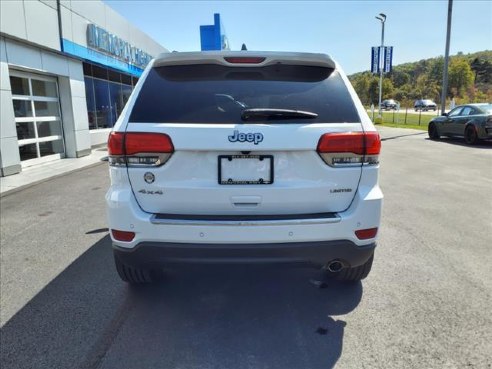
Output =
[{"x1": 1, "y1": 126, "x2": 491, "y2": 368}]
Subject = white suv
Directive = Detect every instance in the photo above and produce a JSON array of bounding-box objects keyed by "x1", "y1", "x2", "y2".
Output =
[{"x1": 106, "y1": 51, "x2": 382, "y2": 283}]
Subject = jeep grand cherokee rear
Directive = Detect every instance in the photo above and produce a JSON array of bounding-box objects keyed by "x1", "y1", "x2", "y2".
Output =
[{"x1": 106, "y1": 51, "x2": 383, "y2": 283}]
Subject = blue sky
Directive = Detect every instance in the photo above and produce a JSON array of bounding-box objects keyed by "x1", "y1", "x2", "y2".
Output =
[{"x1": 105, "y1": 0, "x2": 491, "y2": 75}]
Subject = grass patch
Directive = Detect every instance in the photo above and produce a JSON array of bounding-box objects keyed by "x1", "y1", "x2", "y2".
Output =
[
  {"x1": 377, "y1": 122, "x2": 428, "y2": 131},
  {"x1": 370, "y1": 111, "x2": 436, "y2": 131}
]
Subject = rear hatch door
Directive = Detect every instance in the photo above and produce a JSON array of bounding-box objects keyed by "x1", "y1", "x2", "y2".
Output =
[{"x1": 125, "y1": 57, "x2": 364, "y2": 215}]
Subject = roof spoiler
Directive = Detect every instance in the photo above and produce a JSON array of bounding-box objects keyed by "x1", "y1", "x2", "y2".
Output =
[{"x1": 153, "y1": 51, "x2": 336, "y2": 69}]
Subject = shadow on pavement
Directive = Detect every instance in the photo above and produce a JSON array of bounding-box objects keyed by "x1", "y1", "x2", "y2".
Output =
[
  {"x1": 380, "y1": 131, "x2": 427, "y2": 141},
  {"x1": 425, "y1": 136, "x2": 492, "y2": 149},
  {"x1": 1, "y1": 235, "x2": 363, "y2": 369}
]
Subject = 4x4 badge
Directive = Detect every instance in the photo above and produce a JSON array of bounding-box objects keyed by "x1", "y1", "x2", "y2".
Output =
[{"x1": 228, "y1": 130, "x2": 263, "y2": 145}]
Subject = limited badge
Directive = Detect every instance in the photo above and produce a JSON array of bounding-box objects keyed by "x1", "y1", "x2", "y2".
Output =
[{"x1": 144, "y1": 172, "x2": 155, "y2": 184}]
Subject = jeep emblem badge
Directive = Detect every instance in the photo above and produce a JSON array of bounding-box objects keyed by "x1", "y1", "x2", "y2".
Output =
[
  {"x1": 144, "y1": 172, "x2": 155, "y2": 184},
  {"x1": 228, "y1": 130, "x2": 263, "y2": 145}
]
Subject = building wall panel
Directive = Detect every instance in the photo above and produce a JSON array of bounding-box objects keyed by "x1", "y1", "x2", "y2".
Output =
[
  {"x1": 24, "y1": 0, "x2": 60, "y2": 51},
  {"x1": 41, "y1": 52, "x2": 70, "y2": 76},
  {"x1": 0, "y1": 89, "x2": 16, "y2": 139},
  {"x1": 5, "y1": 40, "x2": 43, "y2": 71},
  {"x1": 0, "y1": 137, "x2": 21, "y2": 172},
  {"x1": 69, "y1": 0, "x2": 106, "y2": 30},
  {"x1": 72, "y1": 96, "x2": 89, "y2": 131},
  {"x1": 0, "y1": 1, "x2": 27, "y2": 40}
]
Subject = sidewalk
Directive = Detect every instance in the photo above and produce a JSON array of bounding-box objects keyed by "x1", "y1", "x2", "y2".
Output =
[{"x1": 0, "y1": 148, "x2": 108, "y2": 196}]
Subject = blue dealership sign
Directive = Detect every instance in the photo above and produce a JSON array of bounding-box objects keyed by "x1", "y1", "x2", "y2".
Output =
[
  {"x1": 371, "y1": 46, "x2": 393, "y2": 74},
  {"x1": 371, "y1": 47, "x2": 380, "y2": 74},
  {"x1": 384, "y1": 46, "x2": 393, "y2": 73}
]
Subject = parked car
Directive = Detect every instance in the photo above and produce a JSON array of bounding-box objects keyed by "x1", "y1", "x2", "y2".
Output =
[
  {"x1": 380, "y1": 99, "x2": 398, "y2": 110},
  {"x1": 106, "y1": 51, "x2": 382, "y2": 284},
  {"x1": 415, "y1": 99, "x2": 437, "y2": 111},
  {"x1": 428, "y1": 103, "x2": 492, "y2": 144}
]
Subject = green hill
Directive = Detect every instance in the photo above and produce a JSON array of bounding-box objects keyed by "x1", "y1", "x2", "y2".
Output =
[{"x1": 348, "y1": 50, "x2": 492, "y2": 108}]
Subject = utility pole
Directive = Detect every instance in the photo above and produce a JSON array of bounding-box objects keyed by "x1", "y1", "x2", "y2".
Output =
[
  {"x1": 440, "y1": 0, "x2": 453, "y2": 114},
  {"x1": 376, "y1": 13, "x2": 386, "y2": 118}
]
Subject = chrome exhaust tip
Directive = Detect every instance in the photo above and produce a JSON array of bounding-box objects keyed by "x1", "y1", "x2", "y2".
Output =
[{"x1": 326, "y1": 260, "x2": 344, "y2": 273}]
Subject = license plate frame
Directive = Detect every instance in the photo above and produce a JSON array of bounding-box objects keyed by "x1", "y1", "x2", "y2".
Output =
[{"x1": 218, "y1": 155, "x2": 274, "y2": 185}]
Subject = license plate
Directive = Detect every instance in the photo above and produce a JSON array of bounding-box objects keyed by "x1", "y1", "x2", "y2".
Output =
[{"x1": 218, "y1": 155, "x2": 274, "y2": 185}]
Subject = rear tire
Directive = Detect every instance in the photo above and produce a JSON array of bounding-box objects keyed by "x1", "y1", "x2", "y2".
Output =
[
  {"x1": 464, "y1": 125, "x2": 478, "y2": 145},
  {"x1": 114, "y1": 254, "x2": 154, "y2": 283},
  {"x1": 328, "y1": 255, "x2": 374, "y2": 281},
  {"x1": 428, "y1": 123, "x2": 440, "y2": 140}
]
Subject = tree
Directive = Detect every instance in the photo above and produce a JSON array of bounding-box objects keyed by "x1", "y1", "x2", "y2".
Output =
[
  {"x1": 427, "y1": 57, "x2": 444, "y2": 84},
  {"x1": 368, "y1": 77, "x2": 380, "y2": 104},
  {"x1": 349, "y1": 51, "x2": 491, "y2": 106},
  {"x1": 382, "y1": 78, "x2": 394, "y2": 99},
  {"x1": 471, "y1": 58, "x2": 492, "y2": 84},
  {"x1": 391, "y1": 70, "x2": 411, "y2": 88},
  {"x1": 352, "y1": 73, "x2": 371, "y2": 105},
  {"x1": 414, "y1": 74, "x2": 440, "y2": 101},
  {"x1": 448, "y1": 58, "x2": 474, "y2": 97}
]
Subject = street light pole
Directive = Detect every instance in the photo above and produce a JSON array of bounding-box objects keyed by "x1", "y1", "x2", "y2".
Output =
[
  {"x1": 376, "y1": 13, "x2": 386, "y2": 118},
  {"x1": 440, "y1": 0, "x2": 453, "y2": 114}
]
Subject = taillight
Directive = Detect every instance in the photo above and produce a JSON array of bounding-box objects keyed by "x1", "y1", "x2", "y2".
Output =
[
  {"x1": 107, "y1": 132, "x2": 174, "y2": 167},
  {"x1": 317, "y1": 131, "x2": 381, "y2": 167},
  {"x1": 224, "y1": 57, "x2": 266, "y2": 64}
]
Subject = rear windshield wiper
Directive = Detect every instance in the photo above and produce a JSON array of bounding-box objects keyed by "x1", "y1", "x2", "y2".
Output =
[{"x1": 241, "y1": 108, "x2": 318, "y2": 121}]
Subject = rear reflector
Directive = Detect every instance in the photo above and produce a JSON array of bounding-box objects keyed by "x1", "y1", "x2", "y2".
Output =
[
  {"x1": 111, "y1": 229, "x2": 135, "y2": 242},
  {"x1": 355, "y1": 228, "x2": 378, "y2": 240},
  {"x1": 224, "y1": 57, "x2": 266, "y2": 64}
]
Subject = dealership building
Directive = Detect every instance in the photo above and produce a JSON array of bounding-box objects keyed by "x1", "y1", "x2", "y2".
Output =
[{"x1": 0, "y1": 0, "x2": 168, "y2": 176}]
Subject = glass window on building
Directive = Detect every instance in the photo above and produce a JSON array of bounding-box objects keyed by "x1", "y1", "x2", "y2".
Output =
[
  {"x1": 9, "y1": 71, "x2": 64, "y2": 165},
  {"x1": 84, "y1": 77, "x2": 97, "y2": 130},
  {"x1": 83, "y1": 62, "x2": 136, "y2": 129},
  {"x1": 93, "y1": 78, "x2": 111, "y2": 128}
]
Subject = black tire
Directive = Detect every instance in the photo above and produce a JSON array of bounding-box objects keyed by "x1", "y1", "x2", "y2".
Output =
[
  {"x1": 464, "y1": 125, "x2": 478, "y2": 145},
  {"x1": 428, "y1": 123, "x2": 440, "y2": 140},
  {"x1": 114, "y1": 253, "x2": 153, "y2": 283},
  {"x1": 328, "y1": 255, "x2": 374, "y2": 281}
]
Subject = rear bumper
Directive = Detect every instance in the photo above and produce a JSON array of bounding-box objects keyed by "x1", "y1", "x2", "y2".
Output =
[
  {"x1": 113, "y1": 240, "x2": 376, "y2": 269},
  {"x1": 106, "y1": 173, "x2": 382, "y2": 248}
]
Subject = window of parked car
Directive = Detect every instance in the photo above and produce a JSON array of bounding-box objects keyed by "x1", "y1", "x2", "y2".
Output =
[
  {"x1": 480, "y1": 105, "x2": 492, "y2": 114},
  {"x1": 448, "y1": 107, "x2": 463, "y2": 117}
]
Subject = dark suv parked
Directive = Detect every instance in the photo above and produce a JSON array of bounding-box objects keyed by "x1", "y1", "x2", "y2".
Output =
[
  {"x1": 414, "y1": 99, "x2": 437, "y2": 111},
  {"x1": 380, "y1": 99, "x2": 398, "y2": 110}
]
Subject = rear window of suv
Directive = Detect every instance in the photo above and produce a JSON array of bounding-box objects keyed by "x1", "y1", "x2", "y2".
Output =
[{"x1": 129, "y1": 64, "x2": 360, "y2": 124}]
